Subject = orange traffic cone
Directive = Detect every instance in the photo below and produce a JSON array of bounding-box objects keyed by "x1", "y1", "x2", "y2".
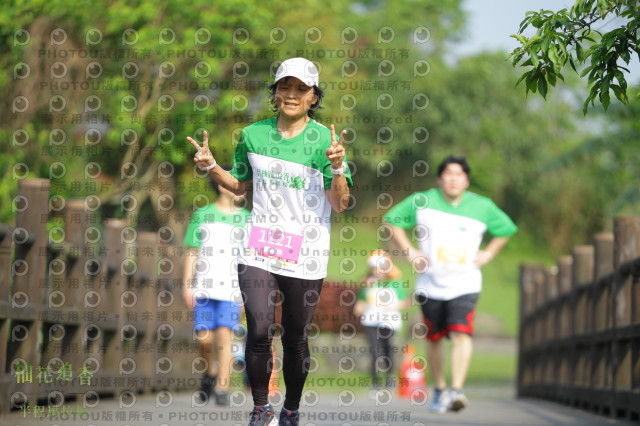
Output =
[
  {"x1": 268, "y1": 346, "x2": 279, "y2": 396},
  {"x1": 397, "y1": 344, "x2": 427, "y2": 398}
]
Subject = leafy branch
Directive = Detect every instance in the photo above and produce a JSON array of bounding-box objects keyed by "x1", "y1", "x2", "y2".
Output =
[{"x1": 508, "y1": 0, "x2": 640, "y2": 113}]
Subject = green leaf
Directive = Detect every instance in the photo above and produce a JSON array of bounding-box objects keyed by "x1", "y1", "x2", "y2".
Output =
[
  {"x1": 557, "y1": 39, "x2": 568, "y2": 58},
  {"x1": 601, "y1": 75, "x2": 610, "y2": 93},
  {"x1": 610, "y1": 84, "x2": 628, "y2": 103},
  {"x1": 547, "y1": 70, "x2": 557, "y2": 86},
  {"x1": 542, "y1": 35, "x2": 552, "y2": 54},
  {"x1": 601, "y1": 88, "x2": 610, "y2": 111},
  {"x1": 613, "y1": 69, "x2": 627, "y2": 89},
  {"x1": 525, "y1": 70, "x2": 535, "y2": 95},
  {"x1": 527, "y1": 72, "x2": 538, "y2": 94},
  {"x1": 538, "y1": 75, "x2": 548, "y2": 99},
  {"x1": 518, "y1": 16, "x2": 532, "y2": 33},
  {"x1": 549, "y1": 44, "x2": 561, "y2": 73},
  {"x1": 583, "y1": 84, "x2": 599, "y2": 114},
  {"x1": 580, "y1": 65, "x2": 594, "y2": 77},
  {"x1": 510, "y1": 34, "x2": 528, "y2": 45},
  {"x1": 575, "y1": 43, "x2": 584, "y2": 63},
  {"x1": 605, "y1": 36, "x2": 615, "y2": 51},
  {"x1": 596, "y1": 0, "x2": 610, "y2": 18},
  {"x1": 531, "y1": 52, "x2": 540, "y2": 68},
  {"x1": 620, "y1": 50, "x2": 630, "y2": 64},
  {"x1": 515, "y1": 72, "x2": 529, "y2": 87}
]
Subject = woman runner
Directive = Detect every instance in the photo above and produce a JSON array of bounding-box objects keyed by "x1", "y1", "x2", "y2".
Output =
[{"x1": 187, "y1": 57, "x2": 353, "y2": 426}]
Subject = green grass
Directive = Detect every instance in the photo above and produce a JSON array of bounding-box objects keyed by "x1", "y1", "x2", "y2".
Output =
[
  {"x1": 410, "y1": 339, "x2": 517, "y2": 387},
  {"x1": 465, "y1": 352, "x2": 516, "y2": 384},
  {"x1": 240, "y1": 348, "x2": 517, "y2": 394}
]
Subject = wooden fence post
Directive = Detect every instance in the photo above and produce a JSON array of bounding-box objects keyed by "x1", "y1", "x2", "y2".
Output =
[
  {"x1": 518, "y1": 263, "x2": 539, "y2": 395},
  {"x1": 134, "y1": 232, "x2": 158, "y2": 389},
  {"x1": 0, "y1": 179, "x2": 50, "y2": 411},
  {"x1": 99, "y1": 218, "x2": 127, "y2": 397},
  {"x1": 572, "y1": 245, "x2": 594, "y2": 394},
  {"x1": 6, "y1": 179, "x2": 50, "y2": 411},
  {"x1": 612, "y1": 217, "x2": 640, "y2": 417},
  {"x1": 591, "y1": 233, "x2": 614, "y2": 398},
  {"x1": 0, "y1": 223, "x2": 13, "y2": 415}
]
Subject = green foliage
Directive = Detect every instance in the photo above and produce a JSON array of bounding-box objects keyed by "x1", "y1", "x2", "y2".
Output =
[
  {"x1": 0, "y1": 0, "x2": 465, "y2": 229},
  {"x1": 1, "y1": 0, "x2": 635, "y2": 256},
  {"x1": 509, "y1": 0, "x2": 640, "y2": 113}
]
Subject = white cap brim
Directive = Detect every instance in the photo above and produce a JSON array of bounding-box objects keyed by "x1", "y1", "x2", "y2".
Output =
[{"x1": 274, "y1": 57, "x2": 319, "y2": 87}]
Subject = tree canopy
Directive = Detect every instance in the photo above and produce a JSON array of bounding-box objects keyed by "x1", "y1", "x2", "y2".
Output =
[{"x1": 1, "y1": 0, "x2": 636, "y2": 253}]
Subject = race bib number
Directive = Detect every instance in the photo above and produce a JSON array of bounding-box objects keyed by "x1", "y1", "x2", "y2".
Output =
[
  {"x1": 248, "y1": 226, "x2": 303, "y2": 264},
  {"x1": 437, "y1": 246, "x2": 467, "y2": 267}
]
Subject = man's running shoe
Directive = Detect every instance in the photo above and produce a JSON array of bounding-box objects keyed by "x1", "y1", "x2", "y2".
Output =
[
  {"x1": 428, "y1": 388, "x2": 450, "y2": 414},
  {"x1": 448, "y1": 389, "x2": 469, "y2": 412}
]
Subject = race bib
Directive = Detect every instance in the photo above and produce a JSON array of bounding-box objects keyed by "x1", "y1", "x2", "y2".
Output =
[
  {"x1": 437, "y1": 246, "x2": 467, "y2": 267},
  {"x1": 248, "y1": 226, "x2": 303, "y2": 264}
]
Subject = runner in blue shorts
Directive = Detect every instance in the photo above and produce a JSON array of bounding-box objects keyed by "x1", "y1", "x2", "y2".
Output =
[{"x1": 183, "y1": 174, "x2": 250, "y2": 405}]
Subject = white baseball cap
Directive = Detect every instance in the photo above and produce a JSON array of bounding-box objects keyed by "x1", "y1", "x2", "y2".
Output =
[{"x1": 274, "y1": 57, "x2": 319, "y2": 87}]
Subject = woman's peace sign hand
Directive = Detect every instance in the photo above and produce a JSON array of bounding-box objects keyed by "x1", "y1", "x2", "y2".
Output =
[
  {"x1": 186, "y1": 130, "x2": 216, "y2": 170},
  {"x1": 325, "y1": 124, "x2": 346, "y2": 168}
]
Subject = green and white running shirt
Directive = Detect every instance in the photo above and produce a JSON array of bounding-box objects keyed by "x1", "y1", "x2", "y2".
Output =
[
  {"x1": 230, "y1": 117, "x2": 353, "y2": 279},
  {"x1": 384, "y1": 189, "x2": 517, "y2": 300},
  {"x1": 184, "y1": 204, "x2": 250, "y2": 302},
  {"x1": 357, "y1": 279, "x2": 409, "y2": 331}
]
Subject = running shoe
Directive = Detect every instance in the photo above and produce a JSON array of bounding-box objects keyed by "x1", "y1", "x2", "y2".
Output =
[
  {"x1": 278, "y1": 408, "x2": 300, "y2": 426},
  {"x1": 248, "y1": 404, "x2": 277, "y2": 426},
  {"x1": 448, "y1": 389, "x2": 469, "y2": 412},
  {"x1": 214, "y1": 389, "x2": 230, "y2": 406},
  {"x1": 197, "y1": 373, "x2": 217, "y2": 402},
  {"x1": 428, "y1": 388, "x2": 450, "y2": 414}
]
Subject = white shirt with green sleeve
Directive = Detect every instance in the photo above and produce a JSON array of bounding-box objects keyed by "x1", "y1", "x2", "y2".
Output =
[
  {"x1": 184, "y1": 204, "x2": 250, "y2": 302},
  {"x1": 384, "y1": 188, "x2": 517, "y2": 300},
  {"x1": 230, "y1": 117, "x2": 353, "y2": 279}
]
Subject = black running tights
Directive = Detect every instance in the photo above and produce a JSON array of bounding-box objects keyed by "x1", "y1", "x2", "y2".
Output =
[{"x1": 239, "y1": 265, "x2": 324, "y2": 411}]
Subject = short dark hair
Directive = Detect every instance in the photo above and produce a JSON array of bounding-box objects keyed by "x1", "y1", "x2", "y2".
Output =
[
  {"x1": 268, "y1": 77, "x2": 325, "y2": 118},
  {"x1": 209, "y1": 165, "x2": 232, "y2": 195},
  {"x1": 437, "y1": 155, "x2": 470, "y2": 178}
]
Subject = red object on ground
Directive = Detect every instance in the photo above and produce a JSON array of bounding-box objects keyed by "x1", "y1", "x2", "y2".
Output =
[{"x1": 397, "y1": 344, "x2": 427, "y2": 398}]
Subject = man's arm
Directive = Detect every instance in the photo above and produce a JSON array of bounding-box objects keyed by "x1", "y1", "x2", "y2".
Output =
[
  {"x1": 474, "y1": 236, "x2": 510, "y2": 267},
  {"x1": 388, "y1": 224, "x2": 428, "y2": 272}
]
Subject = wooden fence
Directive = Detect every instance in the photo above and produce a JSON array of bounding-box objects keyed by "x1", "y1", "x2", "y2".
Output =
[
  {"x1": 0, "y1": 178, "x2": 355, "y2": 416},
  {"x1": 518, "y1": 216, "x2": 640, "y2": 421}
]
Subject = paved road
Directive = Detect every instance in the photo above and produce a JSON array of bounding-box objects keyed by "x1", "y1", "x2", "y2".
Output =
[{"x1": 1, "y1": 386, "x2": 633, "y2": 426}]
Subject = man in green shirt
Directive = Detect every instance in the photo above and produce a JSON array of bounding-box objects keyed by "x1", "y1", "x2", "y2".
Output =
[{"x1": 384, "y1": 155, "x2": 517, "y2": 413}]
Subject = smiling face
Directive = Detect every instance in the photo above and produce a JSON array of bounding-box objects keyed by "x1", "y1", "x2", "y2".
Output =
[
  {"x1": 437, "y1": 163, "x2": 469, "y2": 201},
  {"x1": 274, "y1": 76, "x2": 318, "y2": 120}
]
